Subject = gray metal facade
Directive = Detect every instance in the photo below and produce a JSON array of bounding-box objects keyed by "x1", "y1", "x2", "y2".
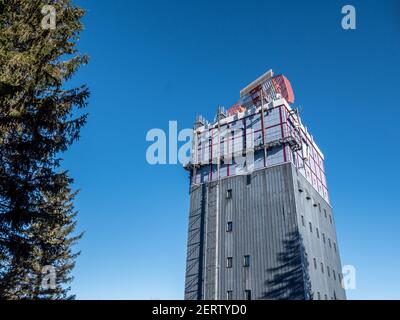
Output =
[{"x1": 184, "y1": 162, "x2": 346, "y2": 300}]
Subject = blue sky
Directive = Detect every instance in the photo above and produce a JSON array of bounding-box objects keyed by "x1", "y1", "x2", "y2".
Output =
[{"x1": 65, "y1": 0, "x2": 400, "y2": 299}]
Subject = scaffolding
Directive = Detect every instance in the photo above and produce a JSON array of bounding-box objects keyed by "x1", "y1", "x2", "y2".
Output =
[{"x1": 186, "y1": 99, "x2": 303, "y2": 185}]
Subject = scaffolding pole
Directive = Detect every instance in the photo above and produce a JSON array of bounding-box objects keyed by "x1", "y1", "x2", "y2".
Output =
[
  {"x1": 260, "y1": 89, "x2": 268, "y2": 167},
  {"x1": 214, "y1": 106, "x2": 221, "y2": 300},
  {"x1": 192, "y1": 126, "x2": 198, "y2": 185}
]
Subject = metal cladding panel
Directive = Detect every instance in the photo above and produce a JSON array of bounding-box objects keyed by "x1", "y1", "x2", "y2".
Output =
[
  {"x1": 218, "y1": 164, "x2": 305, "y2": 300},
  {"x1": 184, "y1": 163, "x2": 346, "y2": 300},
  {"x1": 185, "y1": 163, "x2": 306, "y2": 300},
  {"x1": 292, "y1": 166, "x2": 346, "y2": 300}
]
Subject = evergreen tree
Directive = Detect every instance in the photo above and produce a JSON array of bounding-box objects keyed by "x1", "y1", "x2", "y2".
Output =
[{"x1": 0, "y1": 0, "x2": 89, "y2": 299}]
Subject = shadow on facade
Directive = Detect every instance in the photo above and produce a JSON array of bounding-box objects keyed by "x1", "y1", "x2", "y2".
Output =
[{"x1": 262, "y1": 231, "x2": 313, "y2": 300}]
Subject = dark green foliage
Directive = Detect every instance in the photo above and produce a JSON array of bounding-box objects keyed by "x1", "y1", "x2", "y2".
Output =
[{"x1": 0, "y1": 0, "x2": 88, "y2": 299}]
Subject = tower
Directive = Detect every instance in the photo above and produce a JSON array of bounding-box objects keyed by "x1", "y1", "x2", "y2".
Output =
[{"x1": 184, "y1": 70, "x2": 346, "y2": 300}]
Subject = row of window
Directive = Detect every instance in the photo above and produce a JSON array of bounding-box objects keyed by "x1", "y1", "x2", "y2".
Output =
[
  {"x1": 227, "y1": 290, "x2": 337, "y2": 300},
  {"x1": 316, "y1": 291, "x2": 337, "y2": 300},
  {"x1": 226, "y1": 255, "x2": 341, "y2": 286},
  {"x1": 227, "y1": 290, "x2": 251, "y2": 300},
  {"x1": 299, "y1": 183, "x2": 333, "y2": 225},
  {"x1": 301, "y1": 215, "x2": 337, "y2": 253},
  {"x1": 226, "y1": 255, "x2": 250, "y2": 268},
  {"x1": 311, "y1": 257, "x2": 342, "y2": 284},
  {"x1": 228, "y1": 186, "x2": 333, "y2": 226}
]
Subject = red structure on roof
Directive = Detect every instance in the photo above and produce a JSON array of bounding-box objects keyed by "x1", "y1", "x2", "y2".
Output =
[
  {"x1": 227, "y1": 72, "x2": 295, "y2": 116},
  {"x1": 271, "y1": 74, "x2": 295, "y2": 104}
]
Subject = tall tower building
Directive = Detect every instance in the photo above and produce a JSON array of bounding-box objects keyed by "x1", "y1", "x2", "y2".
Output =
[{"x1": 184, "y1": 70, "x2": 346, "y2": 300}]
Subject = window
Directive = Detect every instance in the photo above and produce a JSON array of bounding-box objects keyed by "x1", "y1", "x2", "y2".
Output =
[
  {"x1": 328, "y1": 238, "x2": 332, "y2": 248},
  {"x1": 246, "y1": 174, "x2": 251, "y2": 185},
  {"x1": 244, "y1": 290, "x2": 251, "y2": 300},
  {"x1": 226, "y1": 189, "x2": 232, "y2": 199},
  {"x1": 313, "y1": 258, "x2": 317, "y2": 269},
  {"x1": 298, "y1": 181, "x2": 303, "y2": 193},
  {"x1": 318, "y1": 203, "x2": 321, "y2": 212},
  {"x1": 316, "y1": 227, "x2": 320, "y2": 238},
  {"x1": 309, "y1": 222, "x2": 313, "y2": 233},
  {"x1": 334, "y1": 243, "x2": 337, "y2": 253},
  {"x1": 324, "y1": 209, "x2": 327, "y2": 218},
  {"x1": 324, "y1": 294, "x2": 328, "y2": 300},
  {"x1": 227, "y1": 291, "x2": 233, "y2": 300},
  {"x1": 243, "y1": 255, "x2": 250, "y2": 267},
  {"x1": 301, "y1": 215, "x2": 305, "y2": 227},
  {"x1": 329, "y1": 214, "x2": 332, "y2": 224},
  {"x1": 327, "y1": 266, "x2": 330, "y2": 277},
  {"x1": 322, "y1": 233, "x2": 326, "y2": 243},
  {"x1": 333, "y1": 270, "x2": 336, "y2": 280},
  {"x1": 226, "y1": 221, "x2": 233, "y2": 232},
  {"x1": 321, "y1": 262, "x2": 324, "y2": 273},
  {"x1": 226, "y1": 257, "x2": 233, "y2": 268},
  {"x1": 317, "y1": 292, "x2": 321, "y2": 300}
]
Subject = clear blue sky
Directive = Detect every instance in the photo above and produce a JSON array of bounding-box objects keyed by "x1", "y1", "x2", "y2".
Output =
[{"x1": 65, "y1": 0, "x2": 400, "y2": 299}]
